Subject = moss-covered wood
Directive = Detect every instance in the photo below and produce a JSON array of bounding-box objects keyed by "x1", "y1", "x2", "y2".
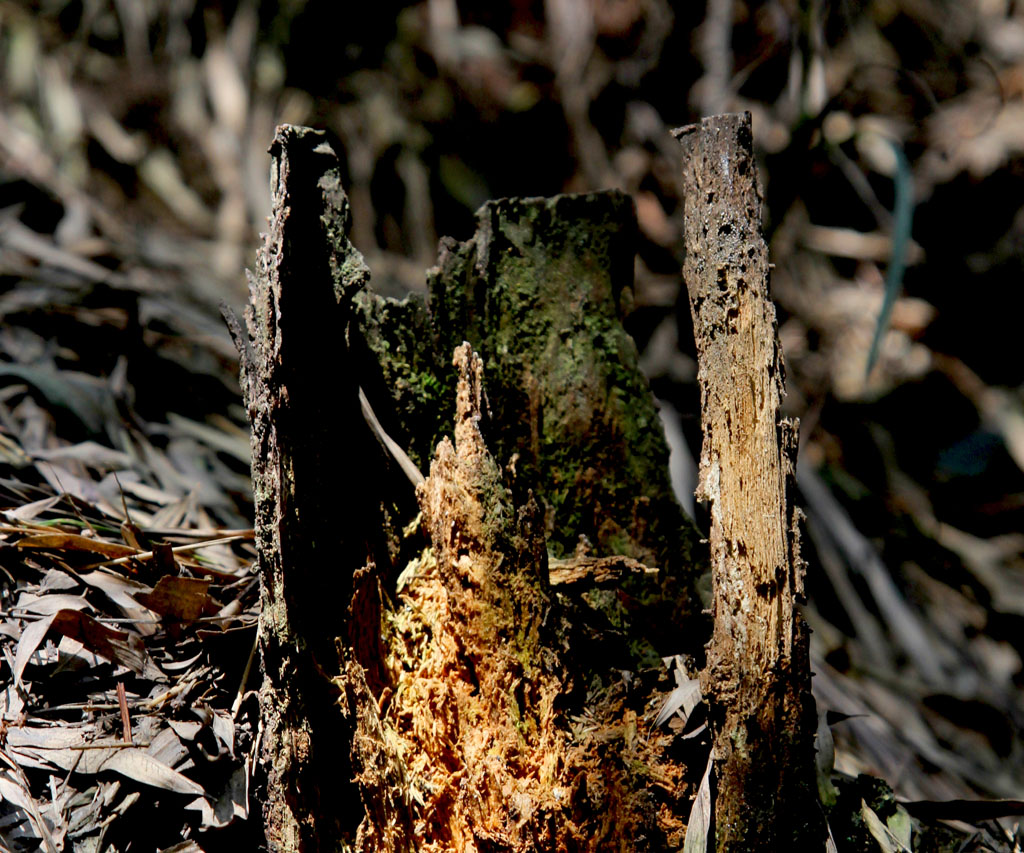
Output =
[{"x1": 354, "y1": 191, "x2": 704, "y2": 655}]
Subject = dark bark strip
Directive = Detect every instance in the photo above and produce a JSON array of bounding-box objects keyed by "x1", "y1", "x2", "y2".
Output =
[
  {"x1": 673, "y1": 113, "x2": 824, "y2": 850},
  {"x1": 227, "y1": 125, "x2": 411, "y2": 852}
]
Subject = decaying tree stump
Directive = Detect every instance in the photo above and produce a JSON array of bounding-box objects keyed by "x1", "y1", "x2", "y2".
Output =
[
  {"x1": 673, "y1": 113, "x2": 824, "y2": 850},
  {"x1": 231, "y1": 124, "x2": 710, "y2": 851},
  {"x1": 232, "y1": 116, "x2": 829, "y2": 852}
]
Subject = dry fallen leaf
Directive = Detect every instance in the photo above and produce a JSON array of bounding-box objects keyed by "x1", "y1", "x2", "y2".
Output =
[
  {"x1": 101, "y1": 749, "x2": 206, "y2": 797},
  {"x1": 135, "y1": 575, "x2": 212, "y2": 624},
  {"x1": 683, "y1": 753, "x2": 713, "y2": 853},
  {"x1": 16, "y1": 531, "x2": 139, "y2": 559},
  {"x1": 14, "y1": 608, "x2": 165, "y2": 681}
]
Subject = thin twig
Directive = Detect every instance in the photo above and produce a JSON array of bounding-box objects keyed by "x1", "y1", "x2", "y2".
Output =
[{"x1": 116, "y1": 682, "x2": 132, "y2": 744}]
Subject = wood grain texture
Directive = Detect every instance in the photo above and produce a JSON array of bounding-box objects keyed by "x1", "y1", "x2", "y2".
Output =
[{"x1": 675, "y1": 112, "x2": 823, "y2": 851}]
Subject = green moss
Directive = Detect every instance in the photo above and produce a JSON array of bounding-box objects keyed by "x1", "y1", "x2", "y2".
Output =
[
  {"x1": 626, "y1": 759, "x2": 651, "y2": 779},
  {"x1": 355, "y1": 191, "x2": 706, "y2": 657},
  {"x1": 352, "y1": 290, "x2": 454, "y2": 474}
]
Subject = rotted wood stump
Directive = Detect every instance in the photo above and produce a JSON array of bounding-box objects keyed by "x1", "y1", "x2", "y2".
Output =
[{"x1": 229, "y1": 125, "x2": 710, "y2": 852}]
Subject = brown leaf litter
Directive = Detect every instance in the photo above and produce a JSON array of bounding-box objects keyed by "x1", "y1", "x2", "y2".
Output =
[{"x1": 0, "y1": 362, "x2": 260, "y2": 849}]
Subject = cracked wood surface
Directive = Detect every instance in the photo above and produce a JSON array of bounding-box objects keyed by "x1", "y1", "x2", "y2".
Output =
[{"x1": 675, "y1": 112, "x2": 824, "y2": 851}]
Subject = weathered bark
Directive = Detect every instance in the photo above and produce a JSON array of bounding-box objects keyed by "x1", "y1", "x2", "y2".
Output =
[
  {"x1": 232, "y1": 123, "x2": 709, "y2": 852},
  {"x1": 227, "y1": 125, "x2": 412, "y2": 852},
  {"x1": 673, "y1": 113, "x2": 824, "y2": 849}
]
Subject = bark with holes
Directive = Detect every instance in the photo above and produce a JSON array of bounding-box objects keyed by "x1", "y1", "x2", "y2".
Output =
[{"x1": 674, "y1": 112, "x2": 824, "y2": 850}]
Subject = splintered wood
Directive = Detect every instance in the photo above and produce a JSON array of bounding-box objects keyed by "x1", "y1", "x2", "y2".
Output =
[
  {"x1": 674, "y1": 112, "x2": 823, "y2": 850},
  {"x1": 385, "y1": 343, "x2": 691, "y2": 852},
  {"x1": 388, "y1": 342, "x2": 569, "y2": 851},
  {"x1": 231, "y1": 125, "x2": 396, "y2": 852}
]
